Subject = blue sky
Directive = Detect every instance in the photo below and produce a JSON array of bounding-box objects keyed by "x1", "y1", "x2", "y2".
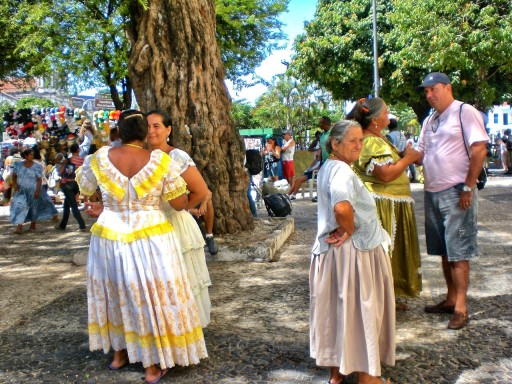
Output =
[{"x1": 226, "y1": 0, "x2": 317, "y2": 104}]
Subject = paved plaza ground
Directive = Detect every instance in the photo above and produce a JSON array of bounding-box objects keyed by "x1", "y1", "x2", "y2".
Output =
[{"x1": 0, "y1": 172, "x2": 511, "y2": 383}]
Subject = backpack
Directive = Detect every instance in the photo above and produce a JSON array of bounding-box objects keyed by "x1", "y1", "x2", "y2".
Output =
[
  {"x1": 245, "y1": 149, "x2": 263, "y2": 175},
  {"x1": 459, "y1": 103, "x2": 487, "y2": 190},
  {"x1": 263, "y1": 193, "x2": 292, "y2": 217}
]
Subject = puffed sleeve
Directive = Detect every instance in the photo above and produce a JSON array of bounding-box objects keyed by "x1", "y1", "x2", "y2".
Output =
[
  {"x1": 162, "y1": 166, "x2": 188, "y2": 202},
  {"x1": 76, "y1": 154, "x2": 98, "y2": 196},
  {"x1": 329, "y1": 163, "x2": 357, "y2": 210},
  {"x1": 170, "y1": 148, "x2": 196, "y2": 174},
  {"x1": 34, "y1": 162, "x2": 43, "y2": 178},
  {"x1": 12, "y1": 161, "x2": 21, "y2": 175},
  {"x1": 358, "y1": 136, "x2": 394, "y2": 175}
]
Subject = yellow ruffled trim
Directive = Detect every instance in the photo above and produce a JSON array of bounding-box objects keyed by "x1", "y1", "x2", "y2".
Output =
[
  {"x1": 163, "y1": 184, "x2": 189, "y2": 202},
  {"x1": 75, "y1": 165, "x2": 97, "y2": 196},
  {"x1": 90, "y1": 222, "x2": 174, "y2": 242},
  {"x1": 89, "y1": 322, "x2": 204, "y2": 349},
  {"x1": 90, "y1": 155, "x2": 126, "y2": 200},
  {"x1": 133, "y1": 154, "x2": 170, "y2": 198}
]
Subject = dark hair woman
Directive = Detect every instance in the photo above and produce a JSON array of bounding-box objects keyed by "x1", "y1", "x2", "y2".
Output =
[
  {"x1": 146, "y1": 109, "x2": 213, "y2": 327},
  {"x1": 262, "y1": 136, "x2": 281, "y2": 181},
  {"x1": 347, "y1": 98, "x2": 423, "y2": 303},
  {"x1": 10, "y1": 147, "x2": 58, "y2": 234},
  {"x1": 77, "y1": 110, "x2": 207, "y2": 383}
]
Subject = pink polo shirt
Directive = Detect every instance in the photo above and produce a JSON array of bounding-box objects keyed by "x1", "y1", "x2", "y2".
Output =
[{"x1": 417, "y1": 100, "x2": 489, "y2": 192}]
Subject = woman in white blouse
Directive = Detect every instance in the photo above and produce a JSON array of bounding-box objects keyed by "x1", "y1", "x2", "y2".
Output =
[{"x1": 310, "y1": 120, "x2": 395, "y2": 384}]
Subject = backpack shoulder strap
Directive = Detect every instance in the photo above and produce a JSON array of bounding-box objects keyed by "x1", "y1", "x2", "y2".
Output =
[{"x1": 459, "y1": 103, "x2": 470, "y2": 159}]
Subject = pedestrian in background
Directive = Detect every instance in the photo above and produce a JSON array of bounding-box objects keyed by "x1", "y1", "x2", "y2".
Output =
[
  {"x1": 10, "y1": 147, "x2": 58, "y2": 234},
  {"x1": 262, "y1": 136, "x2": 281, "y2": 181},
  {"x1": 281, "y1": 129, "x2": 296, "y2": 187},
  {"x1": 54, "y1": 143, "x2": 86, "y2": 232}
]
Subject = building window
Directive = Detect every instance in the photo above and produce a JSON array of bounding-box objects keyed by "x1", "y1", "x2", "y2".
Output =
[
  {"x1": 494, "y1": 114, "x2": 499, "y2": 124},
  {"x1": 504, "y1": 114, "x2": 509, "y2": 126}
]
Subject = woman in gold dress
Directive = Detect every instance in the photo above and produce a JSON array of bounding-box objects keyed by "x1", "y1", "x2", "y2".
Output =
[{"x1": 348, "y1": 98, "x2": 422, "y2": 299}]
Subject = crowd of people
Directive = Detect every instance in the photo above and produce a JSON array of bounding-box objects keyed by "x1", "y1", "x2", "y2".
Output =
[{"x1": 0, "y1": 72, "x2": 492, "y2": 384}]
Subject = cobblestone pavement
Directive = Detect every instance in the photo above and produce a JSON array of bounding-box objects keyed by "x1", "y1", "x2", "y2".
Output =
[{"x1": 0, "y1": 173, "x2": 511, "y2": 384}]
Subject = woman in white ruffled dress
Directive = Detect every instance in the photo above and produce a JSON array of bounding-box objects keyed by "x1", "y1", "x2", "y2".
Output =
[
  {"x1": 146, "y1": 109, "x2": 212, "y2": 328},
  {"x1": 78, "y1": 110, "x2": 208, "y2": 384}
]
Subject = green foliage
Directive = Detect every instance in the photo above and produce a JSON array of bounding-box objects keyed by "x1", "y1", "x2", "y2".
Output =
[
  {"x1": 385, "y1": 0, "x2": 512, "y2": 113},
  {"x1": 291, "y1": 0, "x2": 382, "y2": 101},
  {"x1": 231, "y1": 101, "x2": 259, "y2": 130},
  {"x1": 16, "y1": 96, "x2": 54, "y2": 109},
  {"x1": 0, "y1": 1, "x2": 27, "y2": 79},
  {"x1": 216, "y1": 0, "x2": 289, "y2": 86},
  {"x1": 252, "y1": 75, "x2": 342, "y2": 147},
  {"x1": 13, "y1": 0, "x2": 132, "y2": 109},
  {"x1": 388, "y1": 102, "x2": 421, "y2": 136},
  {"x1": 7, "y1": 0, "x2": 289, "y2": 103},
  {"x1": 292, "y1": 0, "x2": 512, "y2": 121},
  {"x1": 0, "y1": 100, "x2": 15, "y2": 114}
]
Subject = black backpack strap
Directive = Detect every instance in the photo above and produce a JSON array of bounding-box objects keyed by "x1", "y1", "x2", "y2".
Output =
[{"x1": 459, "y1": 103, "x2": 470, "y2": 159}]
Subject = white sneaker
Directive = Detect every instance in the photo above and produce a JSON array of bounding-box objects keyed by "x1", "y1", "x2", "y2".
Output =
[{"x1": 288, "y1": 194, "x2": 296, "y2": 200}]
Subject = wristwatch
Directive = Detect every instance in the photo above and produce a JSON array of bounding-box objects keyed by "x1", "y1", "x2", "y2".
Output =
[{"x1": 462, "y1": 185, "x2": 472, "y2": 192}]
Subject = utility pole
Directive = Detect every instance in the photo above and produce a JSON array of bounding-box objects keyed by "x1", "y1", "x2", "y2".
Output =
[{"x1": 372, "y1": 0, "x2": 379, "y2": 97}]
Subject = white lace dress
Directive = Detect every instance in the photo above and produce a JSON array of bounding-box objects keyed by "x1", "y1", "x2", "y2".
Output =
[
  {"x1": 161, "y1": 148, "x2": 212, "y2": 328},
  {"x1": 76, "y1": 146, "x2": 208, "y2": 369}
]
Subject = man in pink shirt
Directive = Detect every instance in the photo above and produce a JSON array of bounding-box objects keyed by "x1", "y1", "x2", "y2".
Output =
[{"x1": 416, "y1": 72, "x2": 489, "y2": 330}]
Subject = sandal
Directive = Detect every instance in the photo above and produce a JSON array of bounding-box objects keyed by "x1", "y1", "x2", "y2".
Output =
[
  {"x1": 327, "y1": 374, "x2": 345, "y2": 384},
  {"x1": 143, "y1": 368, "x2": 169, "y2": 384}
]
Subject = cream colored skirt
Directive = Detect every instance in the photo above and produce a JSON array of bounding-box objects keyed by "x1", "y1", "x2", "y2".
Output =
[{"x1": 309, "y1": 240, "x2": 396, "y2": 377}]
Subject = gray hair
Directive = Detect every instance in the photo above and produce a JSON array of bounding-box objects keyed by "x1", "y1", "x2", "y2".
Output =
[
  {"x1": 346, "y1": 97, "x2": 386, "y2": 129},
  {"x1": 325, "y1": 120, "x2": 362, "y2": 154}
]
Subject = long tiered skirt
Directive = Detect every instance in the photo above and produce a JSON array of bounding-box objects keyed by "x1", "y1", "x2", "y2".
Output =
[
  {"x1": 167, "y1": 209, "x2": 212, "y2": 328},
  {"x1": 87, "y1": 232, "x2": 208, "y2": 369},
  {"x1": 310, "y1": 240, "x2": 395, "y2": 377}
]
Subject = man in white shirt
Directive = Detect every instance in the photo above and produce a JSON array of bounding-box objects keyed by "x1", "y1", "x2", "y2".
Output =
[{"x1": 416, "y1": 72, "x2": 489, "y2": 330}]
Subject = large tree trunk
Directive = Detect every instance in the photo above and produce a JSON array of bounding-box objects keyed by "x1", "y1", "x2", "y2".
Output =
[{"x1": 126, "y1": 0, "x2": 254, "y2": 234}]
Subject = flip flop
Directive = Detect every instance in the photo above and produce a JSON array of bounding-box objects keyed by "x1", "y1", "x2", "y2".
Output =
[
  {"x1": 108, "y1": 362, "x2": 127, "y2": 370},
  {"x1": 143, "y1": 368, "x2": 169, "y2": 384}
]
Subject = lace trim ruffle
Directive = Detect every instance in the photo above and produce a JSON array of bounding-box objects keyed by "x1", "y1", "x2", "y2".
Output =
[
  {"x1": 75, "y1": 162, "x2": 97, "y2": 196},
  {"x1": 371, "y1": 192, "x2": 415, "y2": 204},
  {"x1": 89, "y1": 322, "x2": 204, "y2": 349},
  {"x1": 133, "y1": 153, "x2": 170, "y2": 198},
  {"x1": 90, "y1": 221, "x2": 174, "y2": 242},
  {"x1": 371, "y1": 193, "x2": 415, "y2": 251},
  {"x1": 90, "y1": 154, "x2": 126, "y2": 200},
  {"x1": 365, "y1": 157, "x2": 394, "y2": 176},
  {"x1": 163, "y1": 183, "x2": 188, "y2": 202}
]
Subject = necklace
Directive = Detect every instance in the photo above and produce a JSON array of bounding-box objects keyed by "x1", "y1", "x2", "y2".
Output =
[
  {"x1": 365, "y1": 126, "x2": 384, "y2": 138},
  {"x1": 123, "y1": 143, "x2": 144, "y2": 149},
  {"x1": 365, "y1": 126, "x2": 401, "y2": 157},
  {"x1": 329, "y1": 152, "x2": 346, "y2": 163}
]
